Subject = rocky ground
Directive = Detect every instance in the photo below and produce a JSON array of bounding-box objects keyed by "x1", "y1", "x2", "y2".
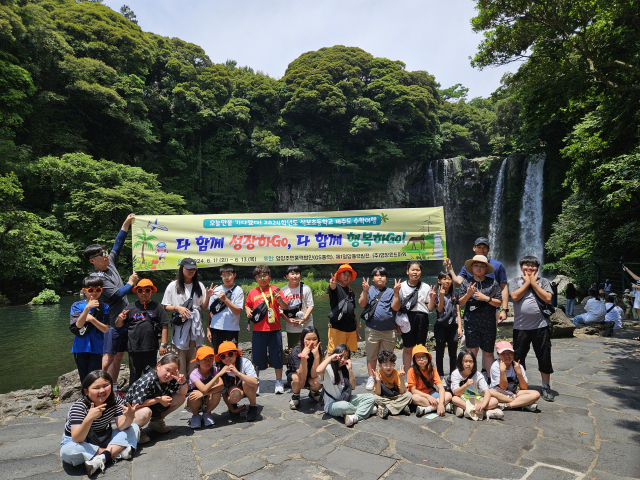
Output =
[{"x1": 1, "y1": 324, "x2": 640, "y2": 480}]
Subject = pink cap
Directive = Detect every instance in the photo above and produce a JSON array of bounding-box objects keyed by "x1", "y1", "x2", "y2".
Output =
[{"x1": 496, "y1": 341, "x2": 514, "y2": 353}]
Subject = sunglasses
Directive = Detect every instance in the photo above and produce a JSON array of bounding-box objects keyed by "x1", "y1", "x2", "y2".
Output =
[
  {"x1": 255, "y1": 275, "x2": 269, "y2": 280},
  {"x1": 219, "y1": 351, "x2": 237, "y2": 360},
  {"x1": 137, "y1": 288, "x2": 154, "y2": 294},
  {"x1": 90, "y1": 250, "x2": 109, "y2": 259},
  {"x1": 84, "y1": 287, "x2": 103, "y2": 294}
]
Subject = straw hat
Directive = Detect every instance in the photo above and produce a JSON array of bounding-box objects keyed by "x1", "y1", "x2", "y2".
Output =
[{"x1": 463, "y1": 255, "x2": 495, "y2": 274}]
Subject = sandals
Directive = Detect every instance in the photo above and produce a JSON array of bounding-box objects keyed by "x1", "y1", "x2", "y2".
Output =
[{"x1": 148, "y1": 417, "x2": 171, "y2": 433}]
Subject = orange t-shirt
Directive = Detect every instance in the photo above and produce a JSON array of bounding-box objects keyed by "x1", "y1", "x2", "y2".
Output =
[
  {"x1": 377, "y1": 368, "x2": 400, "y2": 392},
  {"x1": 407, "y1": 367, "x2": 441, "y2": 394},
  {"x1": 245, "y1": 286, "x2": 281, "y2": 332}
]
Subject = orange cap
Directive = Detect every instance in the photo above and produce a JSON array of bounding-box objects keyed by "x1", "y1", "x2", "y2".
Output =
[
  {"x1": 133, "y1": 278, "x2": 157, "y2": 294},
  {"x1": 335, "y1": 264, "x2": 357, "y2": 282},
  {"x1": 190, "y1": 345, "x2": 215, "y2": 363},
  {"x1": 215, "y1": 341, "x2": 242, "y2": 362},
  {"x1": 411, "y1": 344, "x2": 432, "y2": 362}
]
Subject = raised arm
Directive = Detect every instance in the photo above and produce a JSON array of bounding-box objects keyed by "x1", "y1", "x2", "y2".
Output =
[{"x1": 444, "y1": 258, "x2": 463, "y2": 288}]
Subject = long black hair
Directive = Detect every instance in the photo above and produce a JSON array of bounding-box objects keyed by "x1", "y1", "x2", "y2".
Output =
[
  {"x1": 329, "y1": 344, "x2": 350, "y2": 385},
  {"x1": 176, "y1": 266, "x2": 203, "y2": 298},
  {"x1": 437, "y1": 271, "x2": 457, "y2": 298},
  {"x1": 456, "y1": 349, "x2": 477, "y2": 378},
  {"x1": 298, "y1": 325, "x2": 323, "y2": 359},
  {"x1": 82, "y1": 370, "x2": 115, "y2": 408},
  {"x1": 157, "y1": 353, "x2": 181, "y2": 370}
]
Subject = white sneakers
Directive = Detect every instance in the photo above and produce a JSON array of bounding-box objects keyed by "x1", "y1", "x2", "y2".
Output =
[
  {"x1": 85, "y1": 455, "x2": 106, "y2": 475},
  {"x1": 523, "y1": 403, "x2": 538, "y2": 412},
  {"x1": 275, "y1": 380, "x2": 284, "y2": 394},
  {"x1": 113, "y1": 446, "x2": 132, "y2": 461},
  {"x1": 486, "y1": 409, "x2": 505, "y2": 420},
  {"x1": 416, "y1": 405, "x2": 433, "y2": 417},
  {"x1": 366, "y1": 376, "x2": 375, "y2": 390},
  {"x1": 344, "y1": 414, "x2": 358, "y2": 427},
  {"x1": 202, "y1": 413, "x2": 215, "y2": 426}
]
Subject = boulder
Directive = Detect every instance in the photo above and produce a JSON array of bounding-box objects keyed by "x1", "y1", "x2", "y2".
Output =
[
  {"x1": 549, "y1": 309, "x2": 576, "y2": 338},
  {"x1": 0, "y1": 385, "x2": 55, "y2": 420},
  {"x1": 552, "y1": 275, "x2": 572, "y2": 293},
  {"x1": 575, "y1": 322, "x2": 614, "y2": 337}
]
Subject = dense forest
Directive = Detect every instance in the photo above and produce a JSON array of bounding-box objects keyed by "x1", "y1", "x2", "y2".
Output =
[{"x1": 0, "y1": 0, "x2": 638, "y2": 302}]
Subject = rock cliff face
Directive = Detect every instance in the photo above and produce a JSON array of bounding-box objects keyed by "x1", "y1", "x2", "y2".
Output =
[{"x1": 276, "y1": 154, "x2": 530, "y2": 271}]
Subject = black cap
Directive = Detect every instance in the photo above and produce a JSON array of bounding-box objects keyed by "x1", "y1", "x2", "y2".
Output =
[
  {"x1": 474, "y1": 237, "x2": 490, "y2": 247},
  {"x1": 180, "y1": 258, "x2": 198, "y2": 269}
]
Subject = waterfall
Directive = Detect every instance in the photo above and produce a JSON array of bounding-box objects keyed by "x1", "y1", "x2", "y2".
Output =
[
  {"x1": 426, "y1": 163, "x2": 437, "y2": 207},
  {"x1": 488, "y1": 158, "x2": 508, "y2": 260},
  {"x1": 517, "y1": 154, "x2": 545, "y2": 261}
]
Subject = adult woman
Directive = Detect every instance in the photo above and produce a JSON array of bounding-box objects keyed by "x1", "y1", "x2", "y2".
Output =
[
  {"x1": 162, "y1": 258, "x2": 213, "y2": 376},
  {"x1": 565, "y1": 283, "x2": 576, "y2": 316}
]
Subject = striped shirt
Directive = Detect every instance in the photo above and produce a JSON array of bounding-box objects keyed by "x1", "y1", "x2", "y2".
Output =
[{"x1": 64, "y1": 397, "x2": 124, "y2": 438}]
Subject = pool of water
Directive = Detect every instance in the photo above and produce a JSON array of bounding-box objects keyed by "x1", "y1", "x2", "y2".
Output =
[{"x1": 0, "y1": 277, "x2": 441, "y2": 393}]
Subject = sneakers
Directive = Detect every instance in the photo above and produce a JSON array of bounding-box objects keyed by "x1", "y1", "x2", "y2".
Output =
[
  {"x1": 523, "y1": 403, "x2": 538, "y2": 412},
  {"x1": 344, "y1": 414, "x2": 358, "y2": 427},
  {"x1": 416, "y1": 405, "x2": 433, "y2": 417},
  {"x1": 497, "y1": 402, "x2": 509, "y2": 410},
  {"x1": 542, "y1": 386, "x2": 555, "y2": 402},
  {"x1": 149, "y1": 417, "x2": 171, "y2": 433},
  {"x1": 246, "y1": 405, "x2": 259, "y2": 422},
  {"x1": 486, "y1": 409, "x2": 504, "y2": 420},
  {"x1": 402, "y1": 405, "x2": 411, "y2": 416},
  {"x1": 378, "y1": 405, "x2": 390, "y2": 419},
  {"x1": 445, "y1": 403, "x2": 453, "y2": 414},
  {"x1": 190, "y1": 414, "x2": 202, "y2": 429},
  {"x1": 113, "y1": 446, "x2": 132, "y2": 461},
  {"x1": 275, "y1": 380, "x2": 284, "y2": 395},
  {"x1": 85, "y1": 455, "x2": 106, "y2": 475},
  {"x1": 370, "y1": 405, "x2": 378, "y2": 416},
  {"x1": 202, "y1": 413, "x2": 215, "y2": 427},
  {"x1": 454, "y1": 406, "x2": 464, "y2": 418},
  {"x1": 366, "y1": 376, "x2": 375, "y2": 390},
  {"x1": 290, "y1": 393, "x2": 300, "y2": 410}
]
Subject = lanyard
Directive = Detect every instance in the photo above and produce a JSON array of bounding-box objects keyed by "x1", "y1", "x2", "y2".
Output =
[{"x1": 259, "y1": 287, "x2": 275, "y2": 307}]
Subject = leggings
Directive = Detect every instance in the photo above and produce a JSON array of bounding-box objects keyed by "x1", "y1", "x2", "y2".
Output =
[
  {"x1": 435, "y1": 342, "x2": 458, "y2": 377},
  {"x1": 434, "y1": 321, "x2": 459, "y2": 377}
]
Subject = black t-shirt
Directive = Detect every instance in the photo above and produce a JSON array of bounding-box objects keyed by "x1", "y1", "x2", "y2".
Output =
[
  {"x1": 123, "y1": 300, "x2": 169, "y2": 352},
  {"x1": 286, "y1": 344, "x2": 316, "y2": 379},
  {"x1": 328, "y1": 284, "x2": 356, "y2": 332}
]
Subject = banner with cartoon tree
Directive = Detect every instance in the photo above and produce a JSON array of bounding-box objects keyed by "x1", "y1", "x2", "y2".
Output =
[{"x1": 132, "y1": 207, "x2": 446, "y2": 271}]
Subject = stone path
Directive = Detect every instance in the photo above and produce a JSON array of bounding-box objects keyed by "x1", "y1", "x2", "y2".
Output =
[{"x1": 1, "y1": 327, "x2": 640, "y2": 480}]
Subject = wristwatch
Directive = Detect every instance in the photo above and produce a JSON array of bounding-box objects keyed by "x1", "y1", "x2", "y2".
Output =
[
  {"x1": 500, "y1": 307, "x2": 509, "y2": 312},
  {"x1": 161, "y1": 343, "x2": 168, "y2": 348}
]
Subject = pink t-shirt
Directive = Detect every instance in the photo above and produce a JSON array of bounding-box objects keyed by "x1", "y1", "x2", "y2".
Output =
[{"x1": 189, "y1": 366, "x2": 219, "y2": 390}]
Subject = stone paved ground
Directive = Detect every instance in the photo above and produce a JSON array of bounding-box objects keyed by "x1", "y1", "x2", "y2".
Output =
[{"x1": 2, "y1": 327, "x2": 640, "y2": 480}]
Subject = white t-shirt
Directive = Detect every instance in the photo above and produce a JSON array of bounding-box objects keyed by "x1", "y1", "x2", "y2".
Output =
[
  {"x1": 604, "y1": 303, "x2": 624, "y2": 330},
  {"x1": 280, "y1": 283, "x2": 314, "y2": 333},
  {"x1": 490, "y1": 360, "x2": 528, "y2": 388},
  {"x1": 450, "y1": 370, "x2": 489, "y2": 395},
  {"x1": 583, "y1": 298, "x2": 606, "y2": 323},
  {"x1": 321, "y1": 365, "x2": 348, "y2": 413},
  {"x1": 399, "y1": 281, "x2": 432, "y2": 313},
  {"x1": 208, "y1": 285, "x2": 244, "y2": 331},
  {"x1": 162, "y1": 280, "x2": 206, "y2": 349}
]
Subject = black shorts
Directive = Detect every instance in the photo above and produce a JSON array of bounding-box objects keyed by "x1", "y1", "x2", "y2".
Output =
[
  {"x1": 286, "y1": 372, "x2": 311, "y2": 389},
  {"x1": 149, "y1": 403, "x2": 170, "y2": 418},
  {"x1": 401, "y1": 311, "x2": 429, "y2": 348},
  {"x1": 209, "y1": 328, "x2": 239, "y2": 354},
  {"x1": 513, "y1": 326, "x2": 554, "y2": 375},
  {"x1": 464, "y1": 322, "x2": 496, "y2": 353},
  {"x1": 433, "y1": 321, "x2": 458, "y2": 346},
  {"x1": 103, "y1": 326, "x2": 128, "y2": 354}
]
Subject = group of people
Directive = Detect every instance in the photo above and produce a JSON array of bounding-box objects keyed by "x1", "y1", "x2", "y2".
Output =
[{"x1": 64, "y1": 216, "x2": 563, "y2": 476}]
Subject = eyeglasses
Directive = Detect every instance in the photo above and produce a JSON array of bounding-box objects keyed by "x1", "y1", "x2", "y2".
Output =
[
  {"x1": 219, "y1": 351, "x2": 236, "y2": 360},
  {"x1": 380, "y1": 362, "x2": 395, "y2": 368},
  {"x1": 256, "y1": 275, "x2": 269, "y2": 280},
  {"x1": 138, "y1": 288, "x2": 153, "y2": 294},
  {"x1": 90, "y1": 251, "x2": 109, "y2": 259},
  {"x1": 221, "y1": 273, "x2": 234, "y2": 278},
  {"x1": 84, "y1": 287, "x2": 103, "y2": 294}
]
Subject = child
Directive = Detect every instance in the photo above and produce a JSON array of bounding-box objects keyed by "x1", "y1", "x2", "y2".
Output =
[
  {"x1": 216, "y1": 341, "x2": 260, "y2": 422},
  {"x1": 125, "y1": 354, "x2": 188, "y2": 444},
  {"x1": 450, "y1": 349, "x2": 503, "y2": 420},
  {"x1": 360, "y1": 267, "x2": 400, "y2": 390},
  {"x1": 115, "y1": 279, "x2": 169, "y2": 385},
  {"x1": 280, "y1": 265, "x2": 315, "y2": 350},
  {"x1": 162, "y1": 258, "x2": 214, "y2": 377},
  {"x1": 60, "y1": 371, "x2": 138, "y2": 475},
  {"x1": 187, "y1": 346, "x2": 223, "y2": 428},
  {"x1": 434, "y1": 272, "x2": 462, "y2": 377},
  {"x1": 489, "y1": 341, "x2": 541, "y2": 411},
  {"x1": 407, "y1": 345, "x2": 452, "y2": 417},
  {"x1": 317, "y1": 344, "x2": 375, "y2": 427},
  {"x1": 458, "y1": 255, "x2": 502, "y2": 376},
  {"x1": 373, "y1": 350, "x2": 412, "y2": 419},
  {"x1": 245, "y1": 265, "x2": 288, "y2": 394},
  {"x1": 286, "y1": 326, "x2": 323, "y2": 410},
  {"x1": 327, "y1": 264, "x2": 358, "y2": 353},
  {"x1": 207, "y1": 264, "x2": 244, "y2": 354},
  {"x1": 397, "y1": 261, "x2": 436, "y2": 372},
  {"x1": 70, "y1": 277, "x2": 110, "y2": 383}
]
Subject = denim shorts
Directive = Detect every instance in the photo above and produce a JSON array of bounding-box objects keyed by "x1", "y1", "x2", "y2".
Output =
[{"x1": 251, "y1": 330, "x2": 283, "y2": 371}]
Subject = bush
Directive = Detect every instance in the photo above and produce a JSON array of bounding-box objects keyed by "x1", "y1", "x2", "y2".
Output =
[{"x1": 29, "y1": 289, "x2": 60, "y2": 305}]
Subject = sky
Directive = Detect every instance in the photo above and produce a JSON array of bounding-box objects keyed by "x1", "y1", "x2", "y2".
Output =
[{"x1": 103, "y1": 0, "x2": 516, "y2": 99}]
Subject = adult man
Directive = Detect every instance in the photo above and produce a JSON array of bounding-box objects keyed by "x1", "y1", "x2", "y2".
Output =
[
  {"x1": 85, "y1": 214, "x2": 138, "y2": 393},
  {"x1": 508, "y1": 255, "x2": 555, "y2": 402}
]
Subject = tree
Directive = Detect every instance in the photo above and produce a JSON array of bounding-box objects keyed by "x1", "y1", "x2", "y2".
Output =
[{"x1": 120, "y1": 5, "x2": 138, "y2": 24}]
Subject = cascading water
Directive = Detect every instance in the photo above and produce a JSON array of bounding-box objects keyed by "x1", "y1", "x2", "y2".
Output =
[
  {"x1": 426, "y1": 163, "x2": 437, "y2": 207},
  {"x1": 517, "y1": 154, "x2": 545, "y2": 261},
  {"x1": 488, "y1": 158, "x2": 508, "y2": 260}
]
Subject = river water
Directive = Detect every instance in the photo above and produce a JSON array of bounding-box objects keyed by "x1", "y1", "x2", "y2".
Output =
[{"x1": 0, "y1": 278, "x2": 442, "y2": 394}]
